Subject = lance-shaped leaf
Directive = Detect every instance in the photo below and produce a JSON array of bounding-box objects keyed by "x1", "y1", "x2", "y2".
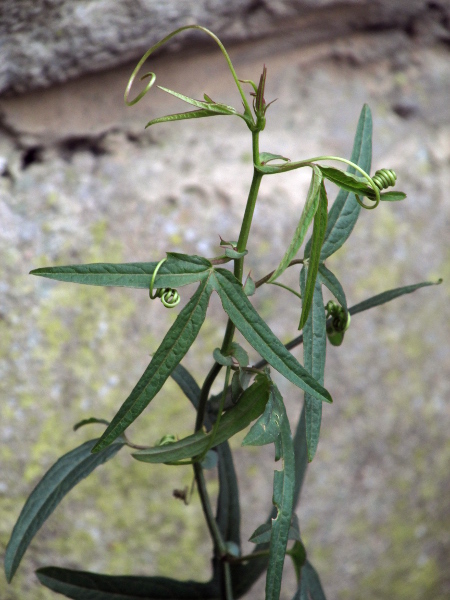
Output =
[
  {"x1": 292, "y1": 560, "x2": 327, "y2": 600},
  {"x1": 216, "y1": 443, "x2": 242, "y2": 551},
  {"x1": 158, "y1": 86, "x2": 238, "y2": 115},
  {"x1": 243, "y1": 384, "x2": 295, "y2": 600},
  {"x1": 268, "y1": 166, "x2": 322, "y2": 283},
  {"x1": 211, "y1": 268, "x2": 332, "y2": 404},
  {"x1": 30, "y1": 253, "x2": 212, "y2": 290},
  {"x1": 169, "y1": 363, "x2": 201, "y2": 410},
  {"x1": 379, "y1": 191, "x2": 407, "y2": 202},
  {"x1": 36, "y1": 566, "x2": 219, "y2": 600},
  {"x1": 260, "y1": 152, "x2": 291, "y2": 165},
  {"x1": 299, "y1": 182, "x2": 328, "y2": 330},
  {"x1": 349, "y1": 279, "x2": 442, "y2": 317},
  {"x1": 316, "y1": 104, "x2": 372, "y2": 260},
  {"x1": 92, "y1": 276, "x2": 213, "y2": 452},
  {"x1": 146, "y1": 109, "x2": 221, "y2": 127},
  {"x1": 319, "y1": 166, "x2": 372, "y2": 195},
  {"x1": 131, "y1": 375, "x2": 270, "y2": 464},
  {"x1": 249, "y1": 513, "x2": 300, "y2": 544},
  {"x1": 300, "y1": 268, "x2": 327, "y2": 462},
  {"x1": 5, "y1": 439, "x2": 124, "y2": 583},
  {"x1": 292, "y1": 403, "x2": 308, "y2": 508},
  {"x1": 317, "y1": 264, "x2": 347, "y2": 310}
]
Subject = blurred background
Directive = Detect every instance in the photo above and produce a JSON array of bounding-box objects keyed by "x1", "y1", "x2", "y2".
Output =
[{"x1": 1, "y1": 1, "x2": 449, "y2": 598}]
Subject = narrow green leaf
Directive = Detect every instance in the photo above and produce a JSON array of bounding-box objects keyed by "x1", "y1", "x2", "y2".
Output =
[
  {"x1": 145, "y1": 109, "x2": 220, "y2": 127},
  {"x1": 318, "y1": 104, "x2": 372, "y2": 260},
  {"x1": 200, "y1": 450, "x2": 218, "y2": 470},
  {"x1": 36, "y1": 566, "x2": 219, "y2": 599},
  {"x1": 169, "y1": 363, "x2": 201, "y2": 410},
  {"x1": 30, "y1": 253, "x2": 212, "y2": 290},
  {"x1": 293, "y1": 560, "x2": 327, "y2": 600},
  {"x1": 211, "y1": 269, "x2": 332, "y2": 404},
  {"x1": 319, "y1": 166, "x2": 371, "y2": 194},
  {"x1": 266, "y1": 386, "x2": 295, "y2": 600},
  {"x1": 216, "y1": 443, "x2": 242, "y2": 550},
  {"x1": 299, "y1": 182, "x2": 328, "y2": 330},
  {"x1": 132, "y1": 376, "x2": 271, "y2": 464},
  {"x1": 230, "y1": 342, "x2": 249, "y2": 367},
  {"x1": 349, "y1": 279, "x2": 442, "y2": 316},
  {"x1": 242, "y1": 388, "x2": 284, "y2": 446},
  {"x1": 249, "y1": 514, "x2": 300, "y2": 544},
  {"x1": 242, "y1": 383, "x2": 295, "y2": 600},
  {"x1": 268, "y1": 166, "x2": 321, "y2": 283},
  {"x1": 379, "y1": 191, "x2": 407, "y2": 201},
  {"x1": 260, "y1": 152, "x2": 290, "y2": 165},
  {"x1": 5, "y1": 439, "x2": 124, "y2": 583},
  {"x1": 288, "y1": 540, "x2": 307, "y2": 584},
  {"x1": 292, "y1": 403, "x2": 308, "y2": 508},
  {"x1": 317, "y1": 264, "x2": 347, "y2": 310},
  {"x1": 300, "y1": 268, "x2": 327, "y2": 462},
  {"x1": 92, "y1": 277, "x2": 213, "y2": 453},
  {"x1": 158, "y1": 86, "x2": 237, "y2": 115},
  {"x1": 73, "y1": 417, "x2": 110, "y2": 432}
]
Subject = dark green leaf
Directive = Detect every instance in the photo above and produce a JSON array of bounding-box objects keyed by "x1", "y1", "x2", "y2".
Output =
[
  {"x1": 268, "y1": 166, "x2": 321, "y2": 283},
  {"x1": 200, "y1": 450, "x2": 218, "y2": 470},
  {"x1": 230, "y1": 342, "x2": 249, "y2": 367},
  {"x1": 132, "y1": 375, "x2": 271, "y2": 464},
  {"x1": 211, "y1": 269, "x2": 332, "y2": 404},
  {"x1": 169, "y1": 363, "x2": 201, "y2": 410},
  {"x1": 73, "y1": 417, "x2": 110, "y2": 432},
  {"x1": 293, "y1": 560, "x2": 327, "y2": 600},
  {"x1": 317, "y1": 104, "x2": 372, "y2": 260},
  {"x1": 92, "y1": 277, "x2": 213, "y2": 452},
  {"x1": 299, "y1": 182, "x2": 328, "y2": 330},
  {"x1": 288, "y1": 540, "x2": 307, "y2": 584},
  {"x1": 292, "y1": 403, "x2": 308, "y2": 508},
  {"x1": 265, "y1": 386, "x2": 295, "y2": 600},
  {"x1": 30, "y1": 253, "x2": 212, "y2": 290},
  {"x1": 36, "y1": 566, "x2": 219, "y2": 599},
  {"x1": 300, "y1": 268, "x2": 327, "y2": 462},
  {"x1": 249, "y1": 513, "x2": 300, "y2": 544},
  {"x1": 145, "y1": 109, "x2": 220, "y2": 128},
  {"x1": 260, "y1": 152, "x2": 290, "y2": 165},
  {"x1": 319, "y1": 166, "x2": 371, "y2": 195},
  {"x1": 216, "y1": 443, "x2": 242, "y2": 550},
  {"x1": 242, "y1": 388, "x2": 284, "y2": 446},
  {"x1": 349, "y1": 279, "x2": 442, "y2": 316},
  {"x1": 5, "y1": 439, "x2": 124, "y2": 583},
  {"x1": 379, "y1": 191, "x2": 407, "y2": 201},
  {"x1": 317, "y1": 264, "x2": 347, "y2": 310}
]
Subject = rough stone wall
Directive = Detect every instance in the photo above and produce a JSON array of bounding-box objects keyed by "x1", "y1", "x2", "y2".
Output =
[{"x1": 1, "y1": 0, "x2": 450, "y2": 94}]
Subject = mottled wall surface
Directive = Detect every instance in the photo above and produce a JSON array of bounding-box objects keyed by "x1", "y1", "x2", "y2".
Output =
[{"x1": 1, "y1": 8, "x2": 450, "y2": 600}]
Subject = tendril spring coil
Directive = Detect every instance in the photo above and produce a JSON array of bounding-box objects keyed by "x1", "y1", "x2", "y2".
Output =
[
  {"x1": 149, "y1": 258, "x2": 181, "y2": 308},
  {"x1": 366, "y1": 168, "x2": 397, "y2": 199}
]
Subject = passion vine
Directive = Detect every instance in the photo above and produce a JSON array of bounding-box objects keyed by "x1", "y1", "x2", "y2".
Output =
[{"x1": 5, "y1": 24, "x2": 441, "y2": 600}]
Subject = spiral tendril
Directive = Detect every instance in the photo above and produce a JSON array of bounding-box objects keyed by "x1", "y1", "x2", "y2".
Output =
[{"x1": 149, "y1": 259, "x2": 181, "y2": 308}]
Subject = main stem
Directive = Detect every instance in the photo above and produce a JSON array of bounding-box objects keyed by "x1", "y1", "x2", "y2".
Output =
[
  {"x1": 193, "y1": 131, "x2": 263, "y2": 597},
  {"x1": 195, "y1": 131, "x2": 263, "y2": 430}
]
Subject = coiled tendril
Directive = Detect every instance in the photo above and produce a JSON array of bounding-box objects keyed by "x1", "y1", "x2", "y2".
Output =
[
  {"x1": 365, "y1": 168, "x2": 397, "y2": 201},
  {"x1": 149, "y1": 259, "x2": 181, "y2": 308}
]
